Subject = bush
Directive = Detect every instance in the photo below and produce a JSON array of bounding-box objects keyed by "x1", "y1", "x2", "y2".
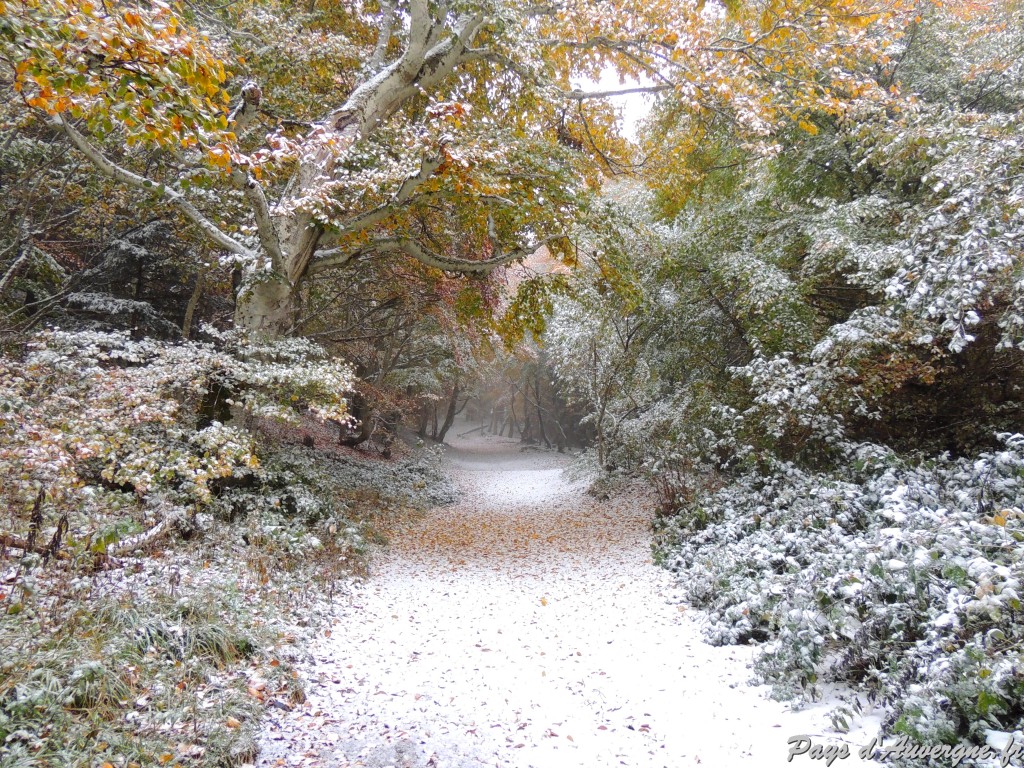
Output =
[
  {"x1": 0, "y1": 579, "x2": 266, "y2": 768},
  {"x1": 656, "y1": 434, "x2": 1024, "y2": 751},
  {"x1": 0, "y1": 328, "x2": 353, "y2": 562}
]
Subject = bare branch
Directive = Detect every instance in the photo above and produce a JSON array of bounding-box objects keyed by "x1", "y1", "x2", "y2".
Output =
[
  {"x1": 231, "y1": 167, "x2": 284, "y2": 270},
  {"x1": 311, "y1": 233, "x2": 565, "y2": 276},
  {"x1": 405, "y1": 0, "x2": 434, "y2": 67},
  {"x1": 0, "y1": 244, "x2": 29, "y2": 297},
  {"x1": 306, "y1": 245, "x2": 366, "y2": 274},
  {"x1": 333, "y1": 154, "x2": 444, "y2": 236},
  {"x1": 367, "y1": 0, "x2": 397, "y2": 73},
  {"x1": 56, "y1": 116, "x2": 251, "y2": 257},
  {"x1": 378, "y1": 13, "x2": 486, "y2": 119},
  {"x1": 563, "y1": 84, "x2": 673, "y2": 100}
]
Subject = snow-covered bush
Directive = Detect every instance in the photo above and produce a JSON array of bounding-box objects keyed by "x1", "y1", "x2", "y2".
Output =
[
  {"x1": 0, "y1": 328, "x2": 353, "y2": 560},
  {"x1": 0, "y1": 568, "x2": 270, "y2": 767},
  {"x1": 656, "y1": 434, "x2": 1024, "y2": 746},
  {"x1": 0, "y1": 325, "x2": 456, "y2": 767},
  {"x1": 211, "y1": 441, "x2": 455, "y2": 574}
]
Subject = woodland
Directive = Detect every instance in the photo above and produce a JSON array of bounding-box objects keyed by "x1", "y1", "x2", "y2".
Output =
[{"x1": 1, "y1": 0, "x2": 1023, "y2": 765}]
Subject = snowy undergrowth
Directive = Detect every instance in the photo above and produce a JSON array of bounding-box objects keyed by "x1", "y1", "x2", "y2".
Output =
[
  {"x1": 655, "y1": 434, "x2": 1024, "y2": 756},
  {"x1": 0, "y1": 569, "x2": 271, "y2": 768},
  {"x1": 1, "y1": 331, "x2": 455, "y2": 768},
  {"x1": 1, "y1": 437, "x2": 454, "y2": 768}
]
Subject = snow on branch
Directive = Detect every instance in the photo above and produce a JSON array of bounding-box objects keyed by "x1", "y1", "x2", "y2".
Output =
[
  {"x1": 57, "y1": 116, "x2": 252, "y2": 258},
  {"x1": 375, "y1": 235, "x2": 564, "y2": 274}
]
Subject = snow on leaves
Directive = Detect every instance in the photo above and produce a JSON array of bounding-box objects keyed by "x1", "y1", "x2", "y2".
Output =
[
  {"x1": 0, "y1": 329, "x2": 353, "y2": 533},
  {"x1": 2, "y1": 0, "x2": 233, "y2": 150}
]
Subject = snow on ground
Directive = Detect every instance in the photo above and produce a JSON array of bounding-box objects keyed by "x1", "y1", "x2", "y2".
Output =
[{"x1": 258, "y1": 433, "x2": 878, "y2": 768}]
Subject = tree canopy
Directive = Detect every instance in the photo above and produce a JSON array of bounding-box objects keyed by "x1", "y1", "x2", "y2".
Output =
[{"x1": 3, "y1": 0, "x2": 912, "y2": 337}]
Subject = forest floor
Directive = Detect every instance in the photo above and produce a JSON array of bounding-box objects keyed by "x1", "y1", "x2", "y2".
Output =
[{"x1": 256, "y1": 433, "x2": 879, "y2": 768}]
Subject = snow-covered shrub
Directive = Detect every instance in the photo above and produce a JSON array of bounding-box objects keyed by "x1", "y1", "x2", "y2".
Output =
[
  {"x1": 656, "y1": 434, "x2": 1024, "y2": 745},
  {"x1": 0, "y1": 325, "x2": 461, "y2": 766},
  {"x1": 0, "y1": 328, "x2": 353, "y2": 560},
  {"x1": 208, "y1": 440, "x2": 455, "y2": 578},
  {"x1": 0, "y1": 574, "x2": 268, "y2": 767}
]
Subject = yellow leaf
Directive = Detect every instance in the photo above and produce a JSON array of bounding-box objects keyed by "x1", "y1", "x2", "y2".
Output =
[
  {"x1": 226, "y1": 716, "x2": 242, "y2": 729},
  {"x1": 540, "y1": 596, "x2": 548, "y2": 606},
  {"x1": 798, "y1": 119, "x2": 819, "y2": 136}
]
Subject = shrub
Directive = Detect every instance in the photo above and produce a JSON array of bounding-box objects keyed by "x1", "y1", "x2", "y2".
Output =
[{"x1": 656, "y1": 434, "x2": 1024, "y2": 750}]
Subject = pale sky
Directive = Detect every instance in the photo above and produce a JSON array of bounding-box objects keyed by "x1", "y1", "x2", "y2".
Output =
[{"x1": 575, "y1": 70, "x2": 656, "y2": 142}]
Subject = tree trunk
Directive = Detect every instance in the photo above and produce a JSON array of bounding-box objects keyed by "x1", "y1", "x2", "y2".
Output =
[
  {"x1": 417, "y1": 401, "x2": 430, "y2": 438},
  {"x1": 234, "y1": 271, "x2": 297, "y2": 337},
  {"x1": 534, "y1": 373, "x2": 551, "y2": 448},
  {"x1": 596, "y1": 402, "x2": 607, "y2": 469},
  {"x1": 509, "y1": 391, "x2": 519, "y2": 437},
  {"x1": 182, "y1": 269, "x2": 204, "y2": 339},
  {"x1": 436, "y1": 380, "x2": 461, "y2": 443},
  {"x1": 338, "y1": 390, "x2": 372, "y2": 446}
]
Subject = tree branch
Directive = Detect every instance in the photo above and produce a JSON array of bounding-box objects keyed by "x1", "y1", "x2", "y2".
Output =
[
  {"x1": 231, "y1": 167, "x2": 284, "y2": 270},
  {"x1": 332, "y1": 154, "x2": 444, "y2": 236},
  {"x1": 373, "y1": 235, "x2": 564, "y2": 273},
  {"x1": 227, "y1": 80, "x2": 263, "y2": 135},
  {"x1": 563, "y1": 84, "x2": 673, "y2": 100},
  {"x1": 404, "y1": 0, "x2": 434, "y2": 71},
  {"x1": 57, "y1": 117, "x2": 252, "y2": 257},
  {"x1": 306, "y1": 244, "x2": 366, "y2": 274},
  {"x1": 0, "y1": 532, "x2": 69, "y2": 560},
  {"x1": 311, "y1": 232, "x2": 565, "y2": 276},
  {"x1": 367, "y1": 0, "x2": 397, "y2": 73}
]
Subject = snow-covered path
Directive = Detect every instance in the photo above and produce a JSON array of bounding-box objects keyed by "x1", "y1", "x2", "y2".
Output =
[{"x1": 259, "y1": 435, "x2": 874, "y2": 767}]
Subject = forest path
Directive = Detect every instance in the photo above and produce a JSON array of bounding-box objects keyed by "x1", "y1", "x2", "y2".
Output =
[{"x1": 258, "y1": 434, "x2": 873, "y2": 768}]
